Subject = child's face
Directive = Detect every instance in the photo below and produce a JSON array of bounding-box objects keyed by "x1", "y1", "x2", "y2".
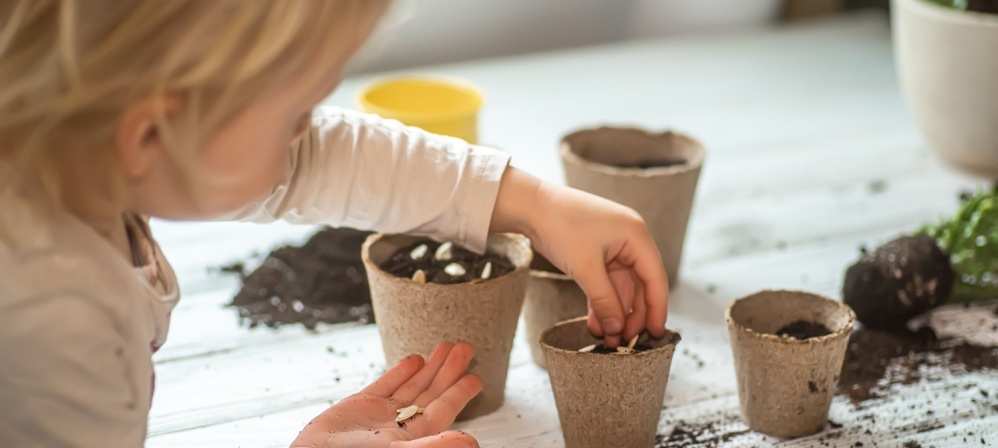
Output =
[
  {"x1": 128, "y1": 61, "x2": 345, "y2": 220},
  {"x1": 197, "y1": 67, "x2": 343, "y2": 214}
]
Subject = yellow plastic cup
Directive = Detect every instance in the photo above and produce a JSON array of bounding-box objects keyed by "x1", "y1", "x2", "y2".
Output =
[{"x1": 357, "y1": 76, "x2": 484, "y2": 144}]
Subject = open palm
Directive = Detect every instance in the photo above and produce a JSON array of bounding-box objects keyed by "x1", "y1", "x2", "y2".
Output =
[{"x1": 291, "y1": 342, "x2": 483, "y2": 448}]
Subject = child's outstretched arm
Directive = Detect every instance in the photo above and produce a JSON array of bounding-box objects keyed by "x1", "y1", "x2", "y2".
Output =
[
  {"x1": 224, "y1": 107, "x2": 668, "y2": 346},
  {"x1": 490, "y1": 168, "x2": 669, "y2": 348},
  {"x1": 223, "y1": 107, "x2": 509, "y2": 254}
]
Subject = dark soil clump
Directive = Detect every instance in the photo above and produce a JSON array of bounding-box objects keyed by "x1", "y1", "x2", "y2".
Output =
[
  {"x1": 838, "y1": 327, "x2": 998, "y2": 403},
  {"x1": 586, "y1": 343, "x2": 654, "y2": 354},
  {"x1": 381, "y1": 240, "x2": 514, "y2": 285},
  {"x1": 843, "y1": 234, "x2": 955, "y2": 331},
  {"x1": 614, "y1": 158, "x2": 686, "y2": 169},
  {"x1": 223, "y1": 227, "x2": 375, "y2": 330},
  {"x1": 777, "y1": 320, "x2": 833, "y2": 340}
]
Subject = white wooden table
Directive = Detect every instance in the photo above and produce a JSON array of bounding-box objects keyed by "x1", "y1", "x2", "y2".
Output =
[{"x1": 147, "y1": 12, "x2": 998, "y2": 447}]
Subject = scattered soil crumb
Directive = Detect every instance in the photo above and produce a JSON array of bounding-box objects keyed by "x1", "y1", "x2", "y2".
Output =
[
  {"x1": 838, "y1": 327, "x2": 998, "y2": 403},
  {"x1": 655, "y1": 414, "x2": 750, "y2": 448}
]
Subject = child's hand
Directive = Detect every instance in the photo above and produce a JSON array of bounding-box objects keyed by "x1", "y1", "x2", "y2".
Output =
[
  {"x1": 291, "y1": 343, "x2": 482, "y2": 448},
  {"x1": 491, "y1": 168, "x2": 669, "y2": 348}
]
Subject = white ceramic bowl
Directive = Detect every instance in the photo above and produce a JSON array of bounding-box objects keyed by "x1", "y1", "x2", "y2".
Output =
[{"x1": 893, "y1": 0, "x2": 998, "y2": 177}]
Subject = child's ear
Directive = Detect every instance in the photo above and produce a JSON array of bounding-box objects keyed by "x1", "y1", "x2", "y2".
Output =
[{"x1": 115, "y1": 96, "x2": 179, "y2": 181}]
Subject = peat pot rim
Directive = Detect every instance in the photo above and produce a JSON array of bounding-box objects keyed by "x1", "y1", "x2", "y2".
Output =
[
  {"x1": 559, "y1": 126, "x2": 706, "y2": 178},
  {"x1": 725, "y1": 289, "x2": 856, "y2": 345},
  {"x1": 361, "y1": 233, "x2": 532, "y2": 288},
  {"x1": 539, "y1": 316, "x2": 681, "y2": 358}
]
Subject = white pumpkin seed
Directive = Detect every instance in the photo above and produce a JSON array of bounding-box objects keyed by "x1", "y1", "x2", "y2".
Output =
[
  {"x1": 444, "y1": 263, "x2": 466, "y2": 277},
  {"x1": 481, "y1": 262, "x2": 492, "y2": 279},
  {"x1": 627, "y1": 334, "x2": 639, "y2": 350},
  {"x1": 395, "y1": 405, "x2": 420, "y2": 422},
  {"x1": 435, "y1": 242, "x2": 454, "y2": 261},
  {"x1": 394, "y1": 405, "x2": 425, "y2": 423},
  {"x1": 578, "y1": 344, "x2": 597, "y2": 353},
  {"x1": 615, "y1": 346, "x2": 635, "y2": 355},
  {"x1": 409, "y1": 244, "x2": 428, "y2": 260},
  {"x1": 411, "y1": 270, "x2": 427, "y2": 285}
]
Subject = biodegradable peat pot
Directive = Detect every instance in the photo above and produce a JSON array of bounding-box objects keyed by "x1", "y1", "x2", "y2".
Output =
[
  {"x1": 726, "y1": 290, "x2": 856, "y2": 438},
  {"x1": 560, "y1": 127, "x2": 705, "y2": 288},
  {"x1": 893, "y1": 0, "x2": 998, "y2": 176},
  {"x1": 362, "y1": 233, "x2": 531, "y2": 420},
  {"x1": 541, "y1": 317, "x2": 681, "y2": 448},
  {"x1": 523, "y1": 252, "x2": 588, "y2": 369}
]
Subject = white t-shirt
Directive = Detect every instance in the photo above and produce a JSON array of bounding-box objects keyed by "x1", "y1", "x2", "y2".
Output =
[{"x1": 0, "y1": 107, "x2": 511, "y2": 447}]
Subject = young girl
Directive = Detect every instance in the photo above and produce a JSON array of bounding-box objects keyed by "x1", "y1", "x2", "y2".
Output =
[{"x1": 0, "y1": 1, "x2": 670, "y2": 446}]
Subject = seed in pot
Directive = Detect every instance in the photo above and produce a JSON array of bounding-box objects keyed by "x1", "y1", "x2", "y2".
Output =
[
  {"x1": 395, "y1": 405, "x2": 424, "y2": 423},
  {"x1": 435, "y1": 242, "x2": 454, "y2": 261},
  {"x1": 411, "y1": 270, "x2": 427, "y2": 285},
  {"x1": 627, "y1": 334, "x2": 639, "y2": 350},
  {"x1": 444, "y1": 263, "x2": 466, "y2": 277},
  {"x1": 409, "y1": 244, "x2": 428, "y2": 260},
  {"x1": 615, "y1": 346, "x2": 636, "y2": 355},
  {"x1": 481, "y1": 262, "x2": 492, "y2": 279},
  {"x1": 578, "y1": 344, "x2": 596, "y2": 353},
  {"x1": 291, "y1": 300, "x2": 305, "y2": 313}
]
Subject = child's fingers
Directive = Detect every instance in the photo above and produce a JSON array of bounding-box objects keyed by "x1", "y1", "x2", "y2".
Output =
[
  {"x1": 588, "y1": 309, "x2": 620, "y2": 347},
  {"x1": 392, "y1": 342, "x2": 456, "y2": 404},
  {"x1": 575, "y1": 256, "x2": 626, "y2": 347},
  {"x1": 389, "y1": 430, "x2": 480, "y2": 448},
  {"x1": 609, "y1": 267, "x2": 635, "y2": 316},
  {"x1": 361, "y1": 354, "x2": 425, "y2": 398},
  {"x1": 623, "y1": 275, "x2": 648, "y2": 342},
  {"x1": 626, "y1": 235, "x2": 669, "y2": 338},
  {"x1": 412, "y1": 342, "x2": 475, "y2": 407},
  {"x1": 587, "y1": 309, "x2": 604, "y2": 338},
  {"x1": 419, "y1": 375, "x2": 484, "y2": 434}
]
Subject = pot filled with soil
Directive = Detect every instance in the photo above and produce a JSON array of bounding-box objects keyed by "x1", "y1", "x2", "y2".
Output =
[
  {"x1": 540, "y1": 317, "x2": 681, "y2": 448},
  {"x1": 362, "y1": 233, "x2": 531, "y2": 420},
  {"x1": 725, "y1": 290, "x2": 856, "y2": 438},
  {"x1": 523, "y1": 252, "x2": 588, "y2": 369},
  {"x1": 560, "y1": 127, "x2": 705, "y2": 288}
]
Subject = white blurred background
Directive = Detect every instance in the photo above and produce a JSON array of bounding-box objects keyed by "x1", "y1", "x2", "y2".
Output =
[{"x1": 347, "y1": 0, "x2": 789, "y2": 74}]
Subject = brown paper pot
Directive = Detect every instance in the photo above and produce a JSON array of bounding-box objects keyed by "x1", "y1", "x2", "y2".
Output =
[
  {"x1": 560, "y1": 127, "x2": 705, "y2": 288},
  {"x1": 523, "y1": 252, "x2": 588, "y2": 369},
  {"x1": 362, "y1": 233, "x2": 532, "y2": 420},
  {"x1": 726, "y1": 290, "x2": 856, "y2": 438},
  {"x1": 541, "y1": 317, "x2": 681, "y2": 448}
]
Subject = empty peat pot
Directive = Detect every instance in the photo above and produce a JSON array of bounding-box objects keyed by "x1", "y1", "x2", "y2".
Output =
[
  {"x1": 541, "y1": 317, "x2": 681, "y2": 448},
  {"x1": 523, "y1": 252, "x2": 588, "y2": 369},
  {"x1": 560, "y1": 127, "x2": 705, "y2": 288},
  {"x1": 362, "y1": 233, "x2": 531, "y2": 420},
  {"x1": 725, "y1": 290, "x2": 856, "y2": 438}
]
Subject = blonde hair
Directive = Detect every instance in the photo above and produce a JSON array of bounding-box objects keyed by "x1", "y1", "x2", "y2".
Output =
[{"x1": 0, "y1": 0, "x2": 389, "y2": 208}]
